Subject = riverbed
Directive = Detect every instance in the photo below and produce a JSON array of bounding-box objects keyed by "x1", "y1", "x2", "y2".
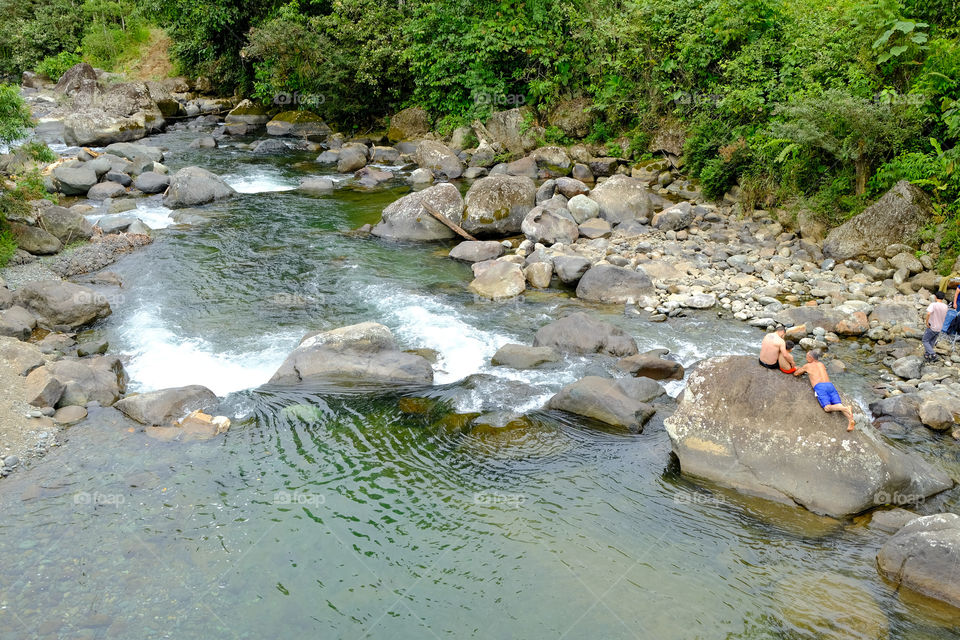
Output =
[{"x1": 1, "y1": 129, "x2": 958, "y2": 639}]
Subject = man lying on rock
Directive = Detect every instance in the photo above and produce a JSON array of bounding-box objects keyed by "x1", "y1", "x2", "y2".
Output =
[
  {"x1": 758, "y1": 325, "x2": 792, "y2": 371},
  {"x1": 793, "y1": 350, "x2": 856, "y2": 432}
]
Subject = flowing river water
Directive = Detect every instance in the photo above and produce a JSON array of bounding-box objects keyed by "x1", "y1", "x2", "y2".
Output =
[{"x1": 1, "y1": 129, "x2": 958, "y2": 639}]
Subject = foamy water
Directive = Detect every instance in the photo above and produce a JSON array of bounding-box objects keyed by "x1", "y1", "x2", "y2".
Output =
[
  {"x1": 119, "y1": 309, "x2": 298, "y2": 396},
  {"x1": 225, "y1": 170, "x2": 298, "y2": 193}
]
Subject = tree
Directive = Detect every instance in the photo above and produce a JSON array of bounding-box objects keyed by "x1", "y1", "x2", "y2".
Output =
[{"x1": 0, "y1": 84, "x2": 33, "y2": 149}]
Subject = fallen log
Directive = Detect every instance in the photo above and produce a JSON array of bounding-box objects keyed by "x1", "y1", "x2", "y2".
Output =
[{"x1": 422, "y1": 201, "x2": 477, "y2": 241}]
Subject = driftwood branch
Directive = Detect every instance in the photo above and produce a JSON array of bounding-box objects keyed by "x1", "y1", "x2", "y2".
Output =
[{"x1": 421, "y1": 201, "x2": 477, "y2": 241}]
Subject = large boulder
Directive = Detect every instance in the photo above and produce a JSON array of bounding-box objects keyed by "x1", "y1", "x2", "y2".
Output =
[
  {"x1": 461, "y1": 175, "x2": 537, "y2": 236},
  {"x1": 521, "y1": 206, "x2": 579, "y2": 246},
  {"x1": 617, "y1": 353, "x2": 684, "y2": 380},
  {"x1": 38, "y1": 206, "x2": 93, "y2": 244},
  {"x1": 491, "y1": 344, "x2": 559, "y2": 369},
  {"x1": 0, "y1": 306, "x2": 36, "y2": 340},
  {"x1": 576, "y1": 265, "x2": 656, "y2": 306},
  {"x1": 876, "y1": 513, "x2": 960, "y2": 609},
  {"x1": 104, "y1": 142, "x2": 164, "y2": 163},
  {"x1": 52, "y1": 166, "x2": 98, "y2": 195},
  {"x1": 553, "y1": 255, "x2": 592, "y2": 284},
  {"x1": 134, "y1": 171, "x2": 170, "y2": 194},
  {"x1": 53, "y1": 63, "x2": 98, "y2": 95},
  {"x1": 651, "y1": 201, "x2": 694, "y2": 231},
  {"x1": 45, "y1": 356, "x2": 127, "y2": 407},
  {"x1": 115, "y1": 385, "x2": 218, "y2": 426},
  {"x1": 415, "y1": 140, "x2": 463, "y2": 179},
  {"x1": 63, "y1": 112, "x2": 147, "y2": 147},
  {"x1": 449, "y1": 241, "x2": 504, "y2": 263},
  {"x1": 388, "y1": 107, "x2": 431, "y2": 142},
  {"x1": 162, "y1": 167, "x2": 236, "y2": 208},
  {"x1": 587, "y1": 175, "x2": 651, "y2": 224},
  {"x1": 468, "y1": 261, "x2": 526, "y2": 299},
  {"x1": 270, "y1": 323, "x2": 434, "y2": 386},
  {"x1": 533, "y1": 312, "x2": 638, "y2": 357},
  {"x1": 14, "y1": 280, "x2": 111, "y2": 329},
  {"x1": 548, "y1": 376, "x2": 660, "y2": 432},
  {"x1": 266, "y1": 110, "x2": 331, "y2": 139},
  {"x1": 823, "y1": 181, "x2": 933, "y2": 260},
  {"x1": 224, "y1": 99, "x2": 274, "y2": 126},
  {"x1": 0, "y1": 337, "x2": 44, "y2": 376},
  {"x1": 664, "y1": 355, "x2": 953, "y2": 516},
  {"x1": 547, "y1": 97, "x2": 594, "y2": 139},
  {"x1": 8, "y1": 223, "x2": 62, "y2": 255},
  {"x1": 775, "y1": 306, "x2": 845, "y2": 333},
  {"x1": 337, "y1": 143, "x2": 368, "y2": 173},
  {"x1": 371, "y1": 183, "x2": 464, "y2": 241},
  {"x1": 479, "y1": 108, "x2": 540, "y2": 155}
]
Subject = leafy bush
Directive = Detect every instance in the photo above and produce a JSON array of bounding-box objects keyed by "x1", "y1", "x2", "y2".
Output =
[
  {"x1": 0, "y1": 84, "x2": 33, "y2": 148},
  {"x1": 36, "y1": 51, "x2": 82, "y2": 81},
  {"x1": 0, "y1": 228, "x2": 16, "y2": 268},
  {"x1": 17, "y1": 141, "x2": 57, "y2": 163}
]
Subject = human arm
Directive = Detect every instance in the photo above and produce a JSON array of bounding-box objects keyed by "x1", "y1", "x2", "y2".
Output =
[{"x1": 793, "y1": 364, "x2": 808, "y2": 377}]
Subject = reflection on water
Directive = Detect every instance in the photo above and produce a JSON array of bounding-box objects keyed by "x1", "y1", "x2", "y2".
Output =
[{"x1": 0, "y1": 129, "x2": 957, "y2": 640}]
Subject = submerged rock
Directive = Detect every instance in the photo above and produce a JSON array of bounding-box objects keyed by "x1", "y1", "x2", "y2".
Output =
[
  {"x1": 664, "y1": 355, "x2": 953, "y2": 516},
  {"x1": 270, "y1": 322, "x2": 433, "y2": 386},
  {"x1": 533, "y1": 312, "x2": 638, "y2": 357},
  {"x1": 548, "y1": 376, "x2": 660, "y2": 432},
  {"x1": 876, "y1": 513, "x2": 960, "y2": 609}
]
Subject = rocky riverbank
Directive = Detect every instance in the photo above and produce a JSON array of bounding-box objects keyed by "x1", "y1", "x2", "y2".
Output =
[{"x1": 4, "y1": 64, "x2": 960, "y2": 615}]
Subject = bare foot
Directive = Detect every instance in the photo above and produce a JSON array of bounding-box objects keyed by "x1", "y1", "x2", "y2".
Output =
[{"x1": 847, "y1": 418, "x2": 855, "y2": 432}]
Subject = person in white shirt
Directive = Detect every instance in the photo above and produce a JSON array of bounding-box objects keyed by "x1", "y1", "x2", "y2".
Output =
[{"x1": 924, "y1": 291, "x2": 948, "y2": 362}]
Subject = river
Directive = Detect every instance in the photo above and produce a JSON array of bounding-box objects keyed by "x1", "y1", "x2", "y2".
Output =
[{"x1": 0, "y1": 128, "x2": 957, "y2": 639}]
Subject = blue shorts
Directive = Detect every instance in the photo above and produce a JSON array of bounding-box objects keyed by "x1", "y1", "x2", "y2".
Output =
[{"x1": 814, "y1": 382, "x2": 841, "y2": 408}]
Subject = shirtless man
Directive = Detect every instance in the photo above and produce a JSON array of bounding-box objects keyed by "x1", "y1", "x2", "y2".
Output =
[
  {"x1": 779, "y1": 340, "x2": 797, "y2": 374},
  {"x1": 793, "y1": 350, "x2": 856, "y2": 431},
  {"x1": 758, "y1": 325, "x2": 791, "y2": 371}
]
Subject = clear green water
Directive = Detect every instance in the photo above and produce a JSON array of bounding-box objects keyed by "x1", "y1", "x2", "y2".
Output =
[{"x1": 0, "y1": 130, "x2": 958, "y2": 640}]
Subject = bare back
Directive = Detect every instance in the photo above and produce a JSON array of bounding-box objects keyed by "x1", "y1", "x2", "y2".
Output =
[
  {"x1": 759, "y1": 333, "x2": 784, "y2": 365},
  {"x1": 802, "y1": 361, "x2": 830, "y2": 387}
]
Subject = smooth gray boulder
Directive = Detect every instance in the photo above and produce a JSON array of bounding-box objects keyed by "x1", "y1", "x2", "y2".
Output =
[
  {"x1": 521, "y1": 206, "x2": 579, "y2": 246},
  {"x1": 371, "y1": 183, "x2": 464, "y2": 241},
  {"x1": 449, "y1": 241, "x2": 504, "y2": 263},
  {"x1": 53, "y1": 166, "x2": 98, "y2": 195},
  {"x1": 616, "y1": 353, "x2": 685, "y2": 380},
  {"x1": 337, "y1": 144, "x2": 368, "y2": 173},
  {"x1": 298, "y1": 177, "x2": 335, "y2": 194},
  {"x1": 491, "y1": 344, "x2": 559, "y2": 369},
  {"x1": 103, "y1": 142, "x2": 164, "y2": 163},
  {"x1": 266, "y1": 110, "x2": 331, "y2": 139},
  {"x1": 461, "y1": 175, "x2": 537, "y2": 236},
  {"x1": 115, "y1": 385, "x2": 218, "y2": 426},
  {"x1": 823, "y1": 181, "x2": 933, "y2": 260},
  {"x1": 0, "y1": 306, "x2": 36, "y2": 340},
  {"x1": 548, "y1": 376, "x2": 660, "y2": 432},
  {"x1": 270, "y1": 323, "x2": 433, "y2": 386},
  {"x1": 651, "y1": 201, "x2": 694, "y2": 231},
  {"x1": 664, "y1": 355, "x2": 954, "y2": 516},
  {"x1": 13, "y1": 280, "x2": 111, "y2": 329},
  {"x1": 876, "y1": 513, "x2": 960, "y2": 609},
  {"x1": 553, "y1": 255, "x2": 592, "y2": 284},
  {"x1": 533, "y1": 312, "x2": 638, "y2": 357},
  {"x1": 576, "y1": 265, "x2": 656, "y2": 306},
  {"x1": 587, "y1": 175, "x2": 651, "y2": 224},
  {"x1": 8, "y1": 223, "x2": 62, "y2": 255},
  {"x1": 134, "y1": 171, "x2": 170, "y2": 194},
  {"x1": 87, "y1": 181, "x2": 127, "y2": 200},
  {"x1": 38, "y1": 207, "x2": 94, "y2": 244},
  {"x1": 162, "y1": 167, "x2": 236, "y2": 208},
  {"x1": 45, "y1": 356, "x2": 127, "y2": 407},
  {"x1": 468, "y1": 261, "x2": 525, "y2": 299},
  {"x1": 415, "y1": 140, "x2": 463, "y2": 179}
]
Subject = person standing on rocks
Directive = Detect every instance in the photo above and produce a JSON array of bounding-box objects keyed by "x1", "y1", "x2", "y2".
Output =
[
  {"x1": 924, "y1": 291, "x2": 948, "y2": 363},
  {"x1": 793, "y1": 351, "x2": 856, "y2": 431},
  {"x1": 758, "y1": 325, "x2": 790, "y2": 370}
]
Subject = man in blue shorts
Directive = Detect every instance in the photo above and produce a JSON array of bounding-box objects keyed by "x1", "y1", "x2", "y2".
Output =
[{"x1": 793, "y1": 350, "x2": 856, "y2": 431}]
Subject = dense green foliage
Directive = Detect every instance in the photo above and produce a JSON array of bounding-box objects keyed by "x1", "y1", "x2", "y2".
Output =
[
  {"x1": 2, "y1": 0, "x2": 960, "y2": 267},
  {"x1": 0, "y1": 84, "x2": 34, "y2": 147}
]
